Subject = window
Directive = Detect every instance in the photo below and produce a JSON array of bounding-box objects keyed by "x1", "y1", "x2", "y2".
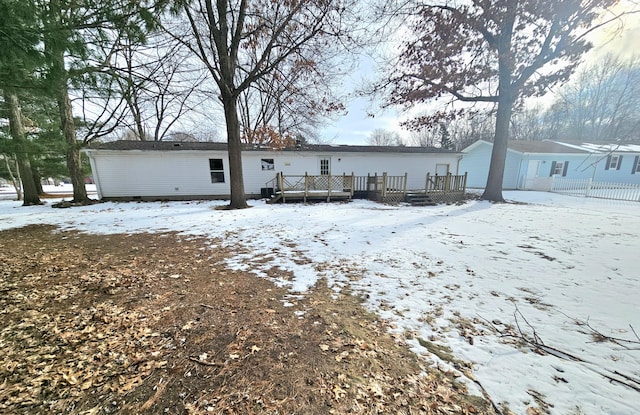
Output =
[
  {"x1": 320, "y1": 158, "x2": 330, "y2": 175},
  {"x1": 550, "y1": 161, "x2": 568, "y2": 177},
  {"x1": 209, "y1": 159, "x2": 224, "y2": 183},
  {"x1": 553, "y1": 162, "x2": 564, "y2": 175},
  {"x1": 633, "y1": 156, "x2": 640, "y2": 174},
  {"x1": 605, "y1": 155, "x2": 622, "y2": 170},
  {"x1": 261, "y1": 158, "x2": 274, "y2": 170}
]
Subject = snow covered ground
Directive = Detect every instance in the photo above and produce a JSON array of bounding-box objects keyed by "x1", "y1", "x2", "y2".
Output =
[{"x1": 1, "y1": 187, "x2": 638, "y2": 414}]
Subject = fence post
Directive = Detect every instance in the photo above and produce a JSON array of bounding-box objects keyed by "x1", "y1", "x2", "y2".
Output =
[
  {"x1": 327, "y1": 172, "x2": 332, "y2": 202},
  {"x1": 425, "y1": 173, "x2": 430, "y2": 193},
  {"x1": 463, "y1": 172, "x2": 468, "y2": 193},
  {"x1": 586, "y1": 178, "x2": 593, "y2": 197}
]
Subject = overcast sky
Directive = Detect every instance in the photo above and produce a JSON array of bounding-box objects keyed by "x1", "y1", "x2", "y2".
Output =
[{"x1": 320, "y1": 3, "x2": 640, "y2": 146}]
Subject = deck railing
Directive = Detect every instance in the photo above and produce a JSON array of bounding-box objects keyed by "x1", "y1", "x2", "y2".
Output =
[
  {"x1": 274, "y1": 172, "x2": 355, "y2": 202},
  {"x1": 266, "y1": 172, "x2": 468, "y2": 204},
  {"x1": 361, "y1": 173, "x2": 407, "y2": 203},
  {"x1": 424, "y1": 172, "x2": 468, "y2": 193}
]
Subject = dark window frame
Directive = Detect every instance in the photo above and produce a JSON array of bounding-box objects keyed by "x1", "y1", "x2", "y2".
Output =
[{"x1": 209, "y1": 158, "x2": 225, "y2": 183}]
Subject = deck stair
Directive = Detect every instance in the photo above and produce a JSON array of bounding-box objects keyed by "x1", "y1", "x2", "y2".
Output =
[
  {"x1": 266, "y1": 193, "x2": 283, "y2": 204},
  {"x1": 405, "y1": 193, "x2": 436, "y2": 206}
]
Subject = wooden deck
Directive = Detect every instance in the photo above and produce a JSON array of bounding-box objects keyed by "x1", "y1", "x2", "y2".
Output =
[
  {"x1": 266, "y1": 172, "x2": 467, "y2": 204},
  {"x1": 268, "y1": 173, "x2": 354, "y2": 203}
]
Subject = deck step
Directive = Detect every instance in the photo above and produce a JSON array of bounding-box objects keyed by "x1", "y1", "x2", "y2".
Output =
[
  {"x1": 405, "y1": 193, "x2": 437, "y2": 206},
  {"x1": 266, "y1": 193, "x2": 283, "y2": 204}
]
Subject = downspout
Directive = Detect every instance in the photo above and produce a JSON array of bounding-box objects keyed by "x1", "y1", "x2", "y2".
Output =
[{"x1": 456, "y1": 155, "x2": 463, "y2": 175}]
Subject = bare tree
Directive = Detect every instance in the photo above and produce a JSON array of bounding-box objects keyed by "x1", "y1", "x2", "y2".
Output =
[
  {"x1": 546, "y1": 54, "x2": 640, "y2": 141},
  {"x1": 385, "y1": 0, "x2": 633, "y2": 201},
  {"x1": 509, "y1": 106, "x2": 549, "y2": 141},
  {"x1": 165, "y1": 0, "x2": 359, "y2": 208},
  {"x1": 238, "y1": 58, "x2": 346, "y2": 147},
  {"x1": 110, "y1": 34, "x2": 207, "y2": 141},
  {"x1": 42, "y1": 0, "x2": 168, "y2": 204},
  {"x1": 367, "y1": 128, "x2": 403, "y2": 146},
  {"x1": 409, "y1": 128, "x2": 439, "y2": 147}
]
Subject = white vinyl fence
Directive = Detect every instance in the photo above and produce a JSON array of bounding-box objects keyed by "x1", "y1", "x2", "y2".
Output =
[{"x1": 550, "y1": 177, "x2": 640, "y2": 202}]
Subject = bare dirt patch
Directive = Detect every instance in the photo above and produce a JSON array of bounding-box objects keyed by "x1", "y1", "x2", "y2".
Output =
[{"x1": 0, "y1": 225, "x2": 494, "y2": 414}]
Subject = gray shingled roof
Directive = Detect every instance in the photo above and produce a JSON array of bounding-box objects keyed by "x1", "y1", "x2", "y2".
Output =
[
  {"x1": 88, "y1": 140, "x2": 460, "y2": 154},
  {"x1": 507, "y1": 140, "x2": 590, "y2": 154}
]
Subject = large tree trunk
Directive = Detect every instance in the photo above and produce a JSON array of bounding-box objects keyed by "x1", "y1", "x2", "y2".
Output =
[
  {"x1": 481, "y1": 93, "x2": 514, "y2": 202},
  {"x1": 52, "y1": 51, "x2": 91, "y2": 204},
  {"x1": 4, "y1": 91, "x2": 42, "y2": 206},
  {"x1": 223, "y1": 96, "x2": 249, "y2": 209},
  {"x1": 33, "y1": 168, "x2": 44, "y2": 195}
]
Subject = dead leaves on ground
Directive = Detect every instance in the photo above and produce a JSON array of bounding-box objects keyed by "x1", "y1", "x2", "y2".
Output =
[{"x1": 0, "y1": 225, "x2": 493, "y2": 415}]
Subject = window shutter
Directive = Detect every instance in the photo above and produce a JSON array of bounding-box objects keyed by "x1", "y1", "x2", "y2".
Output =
[
  {"x1": 549, "y1": 161, "x2": 557, "y2": 176},
  {"x1": 562, "y1": 161, "x2": 569, "y2": 177},
  {"x1": 605, "y1": 155, "x2": 612, "y2": 170},
  {"x1": 632, "y1": 156, "x2": 639, "y2": 174},
  {"x1": 616, "y1": 155, "x2": 623, "y2": 170}
]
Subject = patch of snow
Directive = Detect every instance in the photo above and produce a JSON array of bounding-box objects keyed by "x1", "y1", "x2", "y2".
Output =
[{"x1": 0, "y1": 190, "x2": 638, "y2": 414}]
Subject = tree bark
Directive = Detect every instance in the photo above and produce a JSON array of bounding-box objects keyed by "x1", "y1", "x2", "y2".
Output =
[
  {"x1": 3, "y1": 155, "x2": 22, "y2": 200},
  {"x1": 481, "y1": 9, "x2": 516, "y2": 203},
  {"x1": 222, "y1": 95, "x2": 248, "y2": 209},
  {"x1": 4, "y1": 91, "x2": 42, "y2": 205},
  {"x1": 481, "y1": 93, "x2": 514, "y2": 202},
  {"x1": 33, "y1": 168, "x2": 44, "y2": 195},
  {"x1": 52, "y1": 49, "x2": 91, "y2": 204}
]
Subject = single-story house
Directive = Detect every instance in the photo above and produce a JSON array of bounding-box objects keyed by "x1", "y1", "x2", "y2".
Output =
[
  {"x1": 83, "y1": 140, "x2": 463, "y2": 200},
  {"x1": 460, "y1": 139, "x2": 640, "y2": 189}
]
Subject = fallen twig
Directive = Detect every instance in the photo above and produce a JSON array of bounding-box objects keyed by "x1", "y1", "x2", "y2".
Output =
[
  {"x1": 630, "y1": 324, "x2": 640, "y2": 343},
  {"x1": 514, "y1": 304, "x2": 543, "y2": 345},
  {"x1": 482, "y1": 307, "x2": 640, "y2": 394},
  {"x1": 188, "y1": 356, "x2": 221, "y2": 367},
  {"x1": 583, "y1": 318, "x2": 640, "y2": 349}
]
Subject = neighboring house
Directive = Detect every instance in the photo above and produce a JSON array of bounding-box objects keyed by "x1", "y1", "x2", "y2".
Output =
[
  {"x1": 83, "y1": 140, "x2": 462, "y2": 200},
  {"x1": 460, "y1": 140, "x2": 640, "y2": 189}
]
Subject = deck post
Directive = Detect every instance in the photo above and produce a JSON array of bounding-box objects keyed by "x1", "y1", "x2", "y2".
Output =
[
  {"x1": 425, "y1": 173, "x2": 430, "y2": 194},
  {"x1": 463, "y1": 172, "x2": 467, "y2": 193},
  {"x1": 382, "y1": 172, "x2": 387, "y2": 199},
  {"x1": 279, "y1": 172, "x2": 286, "y2": 203},
  {"x1": 327, "y1": 173, "x2": 332, "y2": 202},
  {"x1": 373, "y1": 173, "x2": 378, "y2": 196},
  {"x1": 403, "y1": 173, "x2": 408, "y2": 197},
  {"x1": 304, "y1": 172, "x2": 308, "y2": 203},
  {"x1": 351, "y1": 172, "x2": 355, "y2": 198}
]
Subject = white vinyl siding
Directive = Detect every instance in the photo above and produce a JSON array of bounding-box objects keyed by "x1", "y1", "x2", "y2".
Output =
[
  {"x1": 88, "y1": 151, "x2": 230, "y2": 198},
  {"x1": 88, "y1": 149, "x2": 462, "y2": 199}
]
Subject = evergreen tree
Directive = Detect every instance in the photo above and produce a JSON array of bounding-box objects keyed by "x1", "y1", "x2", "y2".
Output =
[{"x1": 0, "y1": 0, "x2": 44, "y2": 205}]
